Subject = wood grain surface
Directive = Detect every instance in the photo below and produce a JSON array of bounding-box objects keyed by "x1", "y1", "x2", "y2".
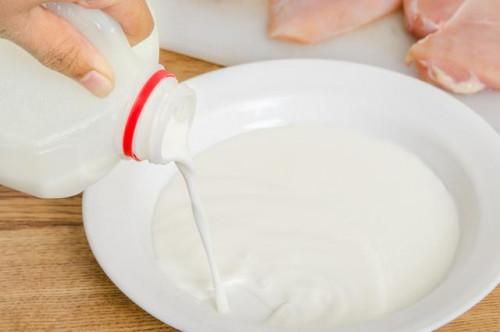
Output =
[{"x1": 0, "y1": 50, "x2": 498, "y2": 332}]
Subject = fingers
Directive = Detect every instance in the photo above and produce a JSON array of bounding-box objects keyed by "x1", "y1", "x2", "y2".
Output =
[
  {"x1": 10, "y1": 6, "x2": 114, "y2": 97},
  {"x1": 6, "y1": 0, "x2": 153, "y2": 98},
  {"x1": 79, "y1": 0, "x2": 154, "y2": 46},
  {"x1": 33, "y1": 0, "x2": 154, "y2": 46}
]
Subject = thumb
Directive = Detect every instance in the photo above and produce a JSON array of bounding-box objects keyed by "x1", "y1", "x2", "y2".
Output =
[{"x1": 10, "y1": 6, "x2": 114, "y2": 97}]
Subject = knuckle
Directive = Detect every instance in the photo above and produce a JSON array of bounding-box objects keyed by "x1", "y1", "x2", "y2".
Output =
[
  {"x1": 141, "y1": 19, "x2": 155, "y2": 39},
  {"x1": 38, "y1": 40, "x2": 83, "y2": 77},
  {"x1": 0, "y1": 21, "x2": 16, "y2": 40},
  {"x1": 134, "y1": 21, "x2": 154, "y2": 42},
  {"x1": 127, "y1": 11, "x2": 154, "y2": 44}
]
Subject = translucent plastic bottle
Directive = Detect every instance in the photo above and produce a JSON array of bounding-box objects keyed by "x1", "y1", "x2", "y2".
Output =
[{"x1": 0, "y1": 4, "x2": 196, "y2": 198}]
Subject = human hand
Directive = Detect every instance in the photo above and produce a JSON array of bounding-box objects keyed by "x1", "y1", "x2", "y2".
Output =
[{"x1": 0, "y1": 0, "x2": 154, "y2": 97}]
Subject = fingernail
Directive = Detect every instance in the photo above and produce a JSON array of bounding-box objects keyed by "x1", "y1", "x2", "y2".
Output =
[{"x1": 80, "y1": 71, "x2": 114, "y2": 98}]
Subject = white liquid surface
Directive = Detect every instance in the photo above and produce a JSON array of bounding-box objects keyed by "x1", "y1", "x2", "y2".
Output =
[{"x1": 154, "y1": 126, "x2": 460, "y2": 329}]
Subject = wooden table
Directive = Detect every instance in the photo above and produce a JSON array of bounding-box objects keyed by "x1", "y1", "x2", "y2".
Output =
[{"x1": 1, "y1": 50, "x2": 498, "y2": 332}]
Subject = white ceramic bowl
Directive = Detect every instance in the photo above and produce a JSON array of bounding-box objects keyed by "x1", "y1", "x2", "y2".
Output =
[{"x1": 83, "y1": 60, "x2": 500, "y2": 332}]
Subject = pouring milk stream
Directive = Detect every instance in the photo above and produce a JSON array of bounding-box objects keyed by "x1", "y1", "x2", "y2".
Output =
[{"x1": 0, "y1": 3, "x2": 228, "y2": 312}]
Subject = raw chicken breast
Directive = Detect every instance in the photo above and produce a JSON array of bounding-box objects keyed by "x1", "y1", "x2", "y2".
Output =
[
  {"x1": 408, "y1": 0, "x2": 500, "y2": 94},
  {"x1": 268, "y1": 0, "x2": 402, "y2": 44},
  {"x1": 404, "y1": 0, "x2": 464, "y2": 38}
]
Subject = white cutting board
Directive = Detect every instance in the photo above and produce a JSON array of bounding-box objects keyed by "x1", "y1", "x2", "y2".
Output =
[{"x1": 149, "y1": 0, "x2": 500, "y2": 131}]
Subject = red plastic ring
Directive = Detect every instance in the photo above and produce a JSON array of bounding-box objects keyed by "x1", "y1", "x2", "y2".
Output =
[{"x1": 122, "y1": 69, "x2": 176, "y2": 161}]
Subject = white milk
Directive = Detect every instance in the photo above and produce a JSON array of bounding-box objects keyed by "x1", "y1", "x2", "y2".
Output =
[
  {"x1": 175, "y1": 161, "x2": 229, "y2": 313},
  {"x1": 153, "y1": 126, "x2": 460, "y2": 329}
]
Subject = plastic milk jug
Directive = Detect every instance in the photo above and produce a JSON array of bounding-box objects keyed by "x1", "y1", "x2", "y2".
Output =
[{"x1": 0, "y1": 3, "x2": 196, "y2": 198}]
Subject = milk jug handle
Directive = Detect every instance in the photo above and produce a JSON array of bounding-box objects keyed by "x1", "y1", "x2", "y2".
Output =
[{"x1": 46, "y1": 2, "x2": 133, "y2": 65}]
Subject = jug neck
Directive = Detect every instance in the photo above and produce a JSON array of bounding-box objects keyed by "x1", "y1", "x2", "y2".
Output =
[{"x1": 121, "y1": 68, "x2": 196, "y2": 164}]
